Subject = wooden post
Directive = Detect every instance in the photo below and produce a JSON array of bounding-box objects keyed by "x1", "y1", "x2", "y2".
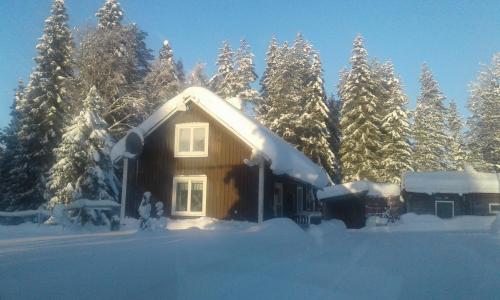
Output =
[
  {"x1": 120, "y1": 158, "x2": 129, "y2": 223},
  {"x1": 258, "y1": 158, "x2": 265, "y2": 223}
]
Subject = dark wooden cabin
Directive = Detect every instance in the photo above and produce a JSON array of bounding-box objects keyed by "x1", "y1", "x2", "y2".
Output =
[
  {"x1": 317, "y1": 180, "x2": 401, "y2": 228},
  {"x1": 402, "y1": 169, "x2": 500, "y2": 219},
  {"x1": 111, "y1": 87, "x2": 329, "y2": 224}
]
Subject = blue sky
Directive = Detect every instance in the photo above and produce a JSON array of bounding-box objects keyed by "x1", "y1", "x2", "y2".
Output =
[{"x1": 1, "y1": 0, "x2": 499, "y2": 128}]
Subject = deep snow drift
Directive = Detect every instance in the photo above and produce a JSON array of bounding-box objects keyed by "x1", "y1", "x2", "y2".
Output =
[{"x1": 1, "y1": 216, "x2": 499, "y2": 300}]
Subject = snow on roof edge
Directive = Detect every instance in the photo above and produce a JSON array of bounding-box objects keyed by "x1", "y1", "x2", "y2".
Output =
[
  {"x1": 318, "y1": 180, "x2": 400, "y2": 200},
  {"x1": 111, "y1": 87, "x2": 330, "y2": 188}
]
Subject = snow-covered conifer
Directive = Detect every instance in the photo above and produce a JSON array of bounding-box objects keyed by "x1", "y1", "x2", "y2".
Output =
[
  {"x1": 144, "y1": 40, "x2": 181, "y2": 114},
  {"x1": 96, "y1": 0, "x2": 124, "y2": 30},
  {"x1": 375, "y1": 62, "x2": 413, "y2": 183},
  {"x1": 209, "y1": 41, "x2": 238, "y2": 99},
  {"x1": 187, "y1": 63, "x2": 209, "y2": 87},
  {"x1": 445, "y1": 100, "x2": 466, "y2": 170},
  {"x1": 466, "y1": 53, "x2": 500, "y2": 172},
  {"x1": 412, "y1": 64, "x2": 448, "y2": 171},
  {"x1": 233, "y1": 39, "x2": 260, "y2": 106},
  {"x1": 338, "y1": 35, "x2": 382, "y2": 182},
  {"x1": 46, "y1": 87, "x2": 118, "y2": 208}
]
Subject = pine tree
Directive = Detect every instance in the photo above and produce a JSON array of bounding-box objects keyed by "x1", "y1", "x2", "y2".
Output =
[
  {"x1": 46, "y1": 87, "x2": 118, "y2": 208},
  {"x1": 209, "y1": 41, "x2": 238, "y2": 99},
  {"x1": 446, "y1": 100, "x2": 466, "y2": 170},
  {"x1": 144, "y1": 40, "x2": 181, "y2": 114},
  {"x1": 233, "y1": 39, "x2": 260, "y2": 105},
  {"x1": 187, "y1": 63, "x2": 209, "y2": 87},
  {"x1": 338, "y1": 35, "x2": 382, "y2": 182},
  {"x1": 326, "y1": 95, "x2": 342, "y2": 183},
  {"x1": 78, "y1": 0, "x2": 153, "y2": 138},
  {"x1": 4, "y1": 0, "x2": 74, "y2": 210},
  {"x1": 466, "y1": 53, "x2": 500, "y2": 171},
  {"x1": 375, "y1": 62, "x2": 413, "y2": 183},
  {"x1": 257, "y1": 37, "x2": 280, "y2": 117},
  {"x1": 96, "y1": 0, "x2": 123, "y2": 30},
  {"x1": 413, "y1": 64, "x2": 448, "y2": 171}
]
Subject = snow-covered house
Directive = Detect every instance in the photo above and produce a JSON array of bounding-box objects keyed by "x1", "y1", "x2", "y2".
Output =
[
  {"x1": 317, "y1": 180, "x2": 401, "y2": 228},
  {"x1": 111, "y1": 87, "x2": 330, "y2": 223},
  {"x1": 402, "y1": 168, "x2": 500, "y2": 219}
]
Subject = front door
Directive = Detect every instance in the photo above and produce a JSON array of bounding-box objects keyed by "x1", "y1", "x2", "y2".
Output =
[
  {"x1": 435, "y1": 201, "x2": 454, "y2": 219},
  {"x1": 273, "y1": 183, "x2": 283, "y2": 217}
]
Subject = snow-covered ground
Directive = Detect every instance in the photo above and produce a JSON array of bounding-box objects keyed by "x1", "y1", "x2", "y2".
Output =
[{"x1": 1, "y1": 215, "x2": 500, "y2": 300}]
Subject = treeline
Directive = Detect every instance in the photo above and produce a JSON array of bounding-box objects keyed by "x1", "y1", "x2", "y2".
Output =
[{"x1": 0, "y1": 0, "x2": 498, "y2": 212}]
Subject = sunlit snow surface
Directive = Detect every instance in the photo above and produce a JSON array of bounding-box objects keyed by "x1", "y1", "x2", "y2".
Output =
[{"x1": 1, "y1": 215, "x2": 499, "y2": 300}]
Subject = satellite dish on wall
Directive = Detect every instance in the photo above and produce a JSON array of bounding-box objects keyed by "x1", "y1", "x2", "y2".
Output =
[{"x1": 124, "y1": 128, "x2": 144, "y2": 158}]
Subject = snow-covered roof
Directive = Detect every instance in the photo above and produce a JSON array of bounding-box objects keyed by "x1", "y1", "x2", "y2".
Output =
[
  {"x1": 317, "y1": 180, "x2": 400, "y2": 201},
  {"x1": 111, "y1": 87, "x2": 330, "y2": 188},
  {"x1": 402, "y1": 169, "x2": 500, "y2": 195}
]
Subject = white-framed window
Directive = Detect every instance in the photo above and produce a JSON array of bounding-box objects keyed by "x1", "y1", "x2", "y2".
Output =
[
  {"x1": 435, "y1": 200, "x2": 454, "y2": 218},
  {"x1": 489, "y1": 203, "x2": 500, "y2": 214},
  {"x1": 172, "y1": 175, "x2": 207, "y2": 216},
  {"x1": 174, "y1": 123, "x2": 209, "y2": 157}
]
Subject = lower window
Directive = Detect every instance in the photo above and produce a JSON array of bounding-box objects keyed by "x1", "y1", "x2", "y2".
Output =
[
  {"x1": 489, "y1": 203, "x2": 500, "y2": 214},
  {"x1": 172, "y1": 175, "x2": 207, "y2": 216}
]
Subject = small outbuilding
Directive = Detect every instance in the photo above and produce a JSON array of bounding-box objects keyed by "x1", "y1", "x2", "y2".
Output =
[
  {"x1": 401, "y1": 167, "x2": 500, "y2": 219},
  {"x1": 317, "y1": 180, "x2": 401, "y2": 228}
]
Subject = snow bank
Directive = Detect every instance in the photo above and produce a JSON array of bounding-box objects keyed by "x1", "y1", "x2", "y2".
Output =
[
  {"x1": 365, "y1": 213, "x2": 496, "y2": 232},
  {"x1": 307, "y1": 219, "x2": 347, "y2": 246},
  {"x1": 111, "y1": 87, "x2": 330, "y2": 188},
  {"x1": 491, "y1": 214, "x2": 500, "y2": 236},
  {"x1": 165, "y1": 217, "x2": 252, "y2": 231},
  {"x1": 402, "y1": 168, "x2": 500, "y2": 195},
  {"x1": 318, "y1": 180, "x2": 399, "y2": 200},
  {"x1": 0, "y1": 209, "x2": 49, "y2": 217}
]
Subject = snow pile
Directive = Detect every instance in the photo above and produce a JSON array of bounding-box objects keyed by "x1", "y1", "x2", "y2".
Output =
[
  {"x1": 307, "y1": 219, "x2": 347, "y2": 246},
  {"x1": 318, "y1": 180, "x2": 400, "y2": 200},
  {"x1": 402, "y1": 168, "x2": 500, "y2": 195},
  {"x1": 111, "y1": 87, "x2": 330, "y2": 188},
  {"x1": 491, "y1": 214, "x2": 500, "y2": 236},
  {"x1": 366, "y1": 213, "x2": 496, "y2": 232}
]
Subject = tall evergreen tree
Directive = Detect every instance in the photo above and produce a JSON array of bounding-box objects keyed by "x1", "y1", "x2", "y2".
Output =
[
  {"x1": 46, "y1": 87, "x2": 118, "y2": 208},
  {"x1": 96, "y1": 0, "x2": 124, "y2": 30},
  {"x1": 326, "y1": 94, "x2": 342, "y2": 183},
  {"x1": 78, "y1": 0, "x2": 153, "y2": 138},
  {"x1": 338, "y1": 35, "x2": 382, "y2": 182},
  {"x1": 257, "y1": 37, "x2": 280, "y2": 117},
  {"x1": 209, "y1": 41, "x2": 238, "y2": 99},
  {"x1": 466, "y1": 53, "x2": 500, "y2": 172},
  {"x1": 299, "y1": 51, "x2": 337, "y2": 178},
  {"x1": 4, "y1": 0, "x2": 74, "y2": 210},
  {"x1": 0, "y1": 81, "x2": 25, "y2": 210},
  {"x1": 446, "y1": 100, "x2": 466, "y2": 170},
  {"x1": 412, "y1": 64, "x2": 448, "y2": 171},
  {"x1": 187, "y1": 62, "x2": 209, "y2": 87},
  {"x1": 376, "y1": 62, "x2": 413, "y2": 183},
  {"x1": 144, "y1": 40, "x2": 181, "y2": 114},
  {"x1": 233, "y1": 39, "x2": 260, "y2": 105}
]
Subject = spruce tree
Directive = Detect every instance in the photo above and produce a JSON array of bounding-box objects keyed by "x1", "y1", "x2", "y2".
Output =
[
  {"x1": 413, "y1": 64, "x2": 448, "y2": 171},
  {"x1": 0, "y1": 81, "x2": 25, "y2": 210},
  {"x1": 209, "y1": 41, "x2": 238, "y2": 99},
  {"x1": 338, "y1": 35, "x2": 382, "y2": 182},
  {"x1": 144, "y1": 40, "x2": 181, "y2": 114},
  {"x1": 78, "y1": 0, "x2": 153, "y2": 138},
  {"x1": 46, "y1": 87, "x2": 118, "y2": 208},
  {"x1": 299, "y1": 51, "x2": 337, "y2": 178},
  {"x1": 257, "y1": 37, "x2": 280, "y2": 117},
  {"x1": 187, "y1": 63, "x2": 209, "y2": 87},
  {"x1": 234, "y1": 39, "x2": 260, "y2": 105},
  {"x1": 466, "y1": 53, "x2": 500, "y2": 172},
  {"x1": 376, "y1": 62, "x2": 413, "y2": 183},
  {"x1": 4, "y1": 0, "x2": 74, "y2": 209},
  {"x1": 96, "y1": 0, "x2": 123, "y2": 30},
  {"x1": 446, "y1": 100, "x2": 466, "y2": 170}
]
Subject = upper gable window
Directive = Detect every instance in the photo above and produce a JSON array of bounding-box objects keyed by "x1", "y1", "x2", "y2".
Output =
[{"x1": 174, "y1": 123, "x2": 209, "y2": 157}]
